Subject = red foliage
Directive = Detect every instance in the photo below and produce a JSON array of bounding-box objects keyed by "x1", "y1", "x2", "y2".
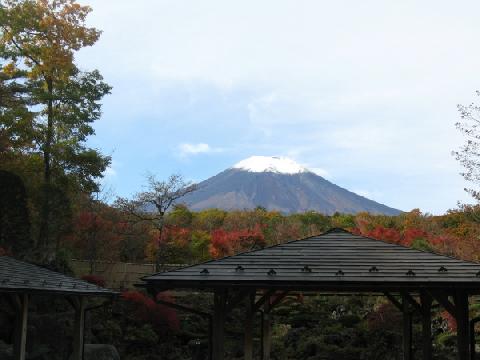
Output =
[
  {"x1": 81, "y1": 275, "x2": 106, "y2": 287},
  {"x1": 429, "y1": 234, "x2": 457, "y2": 248},
  {"x1": 367, "y1": 302, "x2": 402, "y2": 331},
  {"x1": 162, "y1": 225, "x2": 191, "y2": 247},
  {"x1": 122, "y1": 291, "x2": 179, "y2": 331},
  {"x1": 349, "y1": 227, "x2": 362, "y2": 236},
  {"x1": 209, "y1": 224, "x2": 265, "y2": 258},
  {"x1": 68, "y1": 210, "x2": 122, "y2": 260},
  {"x1": 365, "y1": 226, "x2": 402, "y2": 244},
  {"x1": 441, "y1": 310, "x2": 457, "y2": 331},
  {"x1": 364, "y1": 226, "x2": 430, "y2": 247},
  {"x1": 403, "y1": 228, "x2": 428, "y2": 246}
]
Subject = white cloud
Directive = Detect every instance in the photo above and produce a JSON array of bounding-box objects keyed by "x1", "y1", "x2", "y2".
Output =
[
  {"x1": 177, "y1": 143, "x2": 224, "y2": 157},
  {"x1": 77, "y1": 0, "x2": 480, "y2": 213},
  {"x1": 179, "y1": 143, "x2": 210, "y2": 155},
  {"x1": 103, "y1": 160, "x2": 119, "y2": 178}
]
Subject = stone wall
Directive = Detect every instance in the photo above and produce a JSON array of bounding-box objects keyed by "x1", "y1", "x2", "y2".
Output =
[{"x1": 71, "y1": 260, "x2": 185, "y2": 289}]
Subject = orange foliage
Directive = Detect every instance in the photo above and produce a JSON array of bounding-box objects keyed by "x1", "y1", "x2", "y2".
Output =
[
  {"x1": 364, "y1": 226, "x2": 402, "y2": 244},
  {"x1": 209, "y1": 224, "x2": 266, "y2": 258},
  {"x1": 402, "y1": 228, "x2": 428, "y2": 246}
]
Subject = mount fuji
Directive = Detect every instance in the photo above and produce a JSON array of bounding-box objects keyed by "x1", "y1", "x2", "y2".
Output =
[{"x1": 181, "y1": 156, "x2": 401, "y2": 215}]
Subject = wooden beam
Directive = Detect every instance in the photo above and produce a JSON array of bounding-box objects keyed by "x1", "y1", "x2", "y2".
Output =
[
  {"x1": 402, "y1": 291, "x2": 422, "y2": 313},
  {"x1": 470, "y1": 318, "x2": 479, "y2": 360},
  {"x1": 454, "y1": 290, "x2": 470, "y2": 360},
  {"x1": 262, "y1": 293, "x2": 272, "y2": 360},
  {"x1": 72, "y1": 296, "x2": 86, "y2": 360},
  {"x1": 155, "y1": 298, "x2": 211, "y2": 318},
  {"x1": 213, "y1": 289, "x2": 227, "y2": 360},
  {"x1": 244, "y1": 290, "x2": 255, "y2": 360},
  {"x1": 270, "y1": 291, "x2": 289, "y2": 310},
  {"x1": 420, "y1": 292, "x2": 433, "y2": 360},
  {"x1": 253, "y1": 290, "x2": 276, "y2": 313},
  {"x1": 208, "y1": 316, "x2": 213, "y2": 360},
  {"x1": 384, "y1": 292, "x2": 403, "y2": 311},
  {"x1": 402, "y1": 294, "x2": 413, "y2": 360},
  {"x1": 428, "y1": 290, "x2": 456, "y2": 317},
  {"x1": 12, "y1": 293, "x2": 28, "y2": 360}
]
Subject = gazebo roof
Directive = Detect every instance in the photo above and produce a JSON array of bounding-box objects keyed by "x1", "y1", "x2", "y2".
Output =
[
  {"x1": 0, "y1": 256, "x2": 116, "y2": 296},
  {"x1": 143, "y1": 228, "x2": 480, "y2": 293}
]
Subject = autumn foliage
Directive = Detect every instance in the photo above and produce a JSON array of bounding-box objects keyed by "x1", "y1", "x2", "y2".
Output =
[
  {"x1": 209, "y1": 224, "x2": 266, "y2": 258},
  {"x1": 122, "y1": 291, "x2": 179, "y2": 331},
  {"x1": 60, "y1": 204, "x2": 480, "y2": 266}
]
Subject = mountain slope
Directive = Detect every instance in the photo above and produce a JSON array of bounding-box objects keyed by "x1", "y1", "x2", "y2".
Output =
[{"x1": 181, "y1": 156, "x2": 401, "y2": 215}]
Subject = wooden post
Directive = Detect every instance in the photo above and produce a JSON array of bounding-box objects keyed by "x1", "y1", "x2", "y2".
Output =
[
  {"x1": 213, "y1": 289, "x2": 227, "y2": 360},
  {"x1": 244, "y1": 290, "x2": 255, "y2": 360},
  {"x1": 402, "y1": 294, "x2": 412, "y2": 360},
  {"x1": 454, "y1": 291, "x2": 470, "y2": 360},
  {"x1": 262, "y1": 292, "x2": 272, "y2": 360},
  {"x1": 470, "y1": 319, "x2": 476, "y2": 360},
  {"x1": 421, "y1": 292, "x2": 433, "y2": 360},
  {"x1": 13, "y1": 293, "x2": 28, "y2": 360},
  {"x1": 209, "y1": 316, "x2": 213, "y2": 360},
  {"x1": 72, "y1": 297, "x2": 86, "y2": 360}
]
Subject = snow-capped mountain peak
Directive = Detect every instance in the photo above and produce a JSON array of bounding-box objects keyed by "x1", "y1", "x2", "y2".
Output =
[{"x1": 232, "y1": 156, "x2": 309, "y2": 174}]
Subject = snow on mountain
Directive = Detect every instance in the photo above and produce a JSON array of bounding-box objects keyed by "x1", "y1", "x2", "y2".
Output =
[
  {"x1": 180, "y1": 155, "x2": 402, "y2": 215},
  {"x1": 232, "y1": 156, "x2": 309, "y2": 174}
]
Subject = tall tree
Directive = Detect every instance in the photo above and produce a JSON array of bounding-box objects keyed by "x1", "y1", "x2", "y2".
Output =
[
  {"x1": 454, "y1": 91, "x2": 480, "y2": 201},
  {"x1": 115, "y1": 174, "x2": 197, "y2": 270},
  {"x1": 0, "y1": 170, "x2": 31, "y2": 256},
  {"x1": 0, "y1": 60, "x2": 34, "y2": 154},
  {"x1": 0, "y1": 0, "x2": 111, "y2": 257}
]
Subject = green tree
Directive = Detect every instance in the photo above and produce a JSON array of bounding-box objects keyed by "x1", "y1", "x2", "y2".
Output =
[
  {"x1": 0, "y1": 0, "x2": 111, "y2": 258},
  {"x1": 0, "y1": 60, "x2": 34, "y2": 154}
]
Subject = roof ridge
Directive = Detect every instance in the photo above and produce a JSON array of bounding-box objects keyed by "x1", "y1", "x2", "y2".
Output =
[{"x1": 322, "y1": 227, "x2": 350, "y2": 234}]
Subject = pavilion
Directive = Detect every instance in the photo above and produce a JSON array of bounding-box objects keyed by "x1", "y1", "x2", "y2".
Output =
[
  {"x1": 0, "y1": 256, "x2": 116, "y2": 360},
  {"x1": 143, "y1": 228, "x2": 480, "y2": 360}
]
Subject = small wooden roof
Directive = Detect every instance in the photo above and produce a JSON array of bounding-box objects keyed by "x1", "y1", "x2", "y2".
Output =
[
  {"x1": 0, "y1": 256, "x2": 116, "y2": 296},
  {"x1": 143, "y1": 228, "x2": 480, "y2": 293}
]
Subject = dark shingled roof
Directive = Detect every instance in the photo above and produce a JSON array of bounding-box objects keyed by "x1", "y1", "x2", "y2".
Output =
[
  {"x1": 0, "y1": 256, "x2": 116, "y2": 296},
  {"x1": 143, "y1": 228, "x2": 480, "y2": 292}
]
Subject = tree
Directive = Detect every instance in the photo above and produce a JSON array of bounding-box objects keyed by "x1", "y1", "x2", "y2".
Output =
[
  {"x1": 454, "y1": 91, "x2": 480, "y2": 201},
  {"x1": 0, "y1": 0, "x2": 111, "y2": 258},
  {"x1": 0, "y1": 170, "x2": 31, "y2": 256},
  {"x1": 115, "y1": 174, "x2": 197, "y2": 270},
  {"x1": 0, "y1": 60, "x2": 34, "y2": 154}
]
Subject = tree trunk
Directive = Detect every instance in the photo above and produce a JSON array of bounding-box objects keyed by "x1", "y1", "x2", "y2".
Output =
[
  {"x1": 155, "y1": 217, "x2": 165, "y2": 272},
  {"x1": 38, "y1": 77, "x2": 54, "y2": 259}
]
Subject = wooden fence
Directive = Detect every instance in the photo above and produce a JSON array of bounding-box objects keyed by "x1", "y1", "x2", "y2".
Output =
[{"x1": 71, "y1": 259, "x2": 185, "y2": 290}]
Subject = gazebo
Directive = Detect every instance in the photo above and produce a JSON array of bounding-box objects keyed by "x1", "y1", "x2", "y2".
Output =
[
  {"x1": 0, "y1": 256, "x2": 116, "y2": 360},
  {"x1": 143, "y1": 228, "x2": 480, "y2": 360}
]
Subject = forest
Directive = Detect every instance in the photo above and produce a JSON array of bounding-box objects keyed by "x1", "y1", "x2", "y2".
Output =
[{"x1": 2, "y1": 0, "x2": 480, "y2": 359}]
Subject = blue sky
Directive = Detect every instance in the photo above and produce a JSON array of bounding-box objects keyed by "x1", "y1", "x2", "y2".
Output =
[{"x1": 76, "y1": 0, "x2": 480, "y2": 214}]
